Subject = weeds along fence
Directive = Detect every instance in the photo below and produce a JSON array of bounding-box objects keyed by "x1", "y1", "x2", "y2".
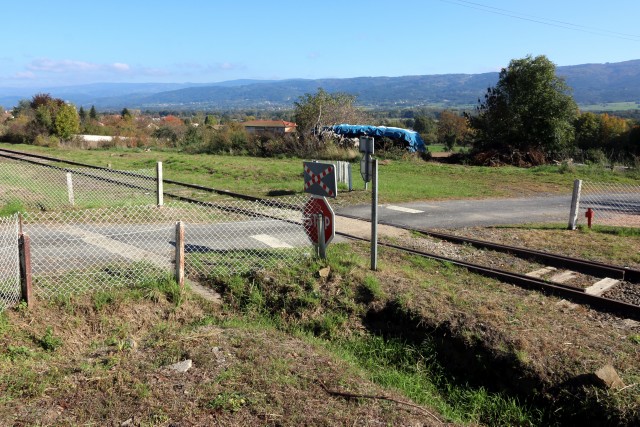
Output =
[
  {"x1": 0, "y1": 155, "x2": 314, "y2": 307},
  {"x1": 570, "y1": 180, "x2": 640, "y2": 228}
]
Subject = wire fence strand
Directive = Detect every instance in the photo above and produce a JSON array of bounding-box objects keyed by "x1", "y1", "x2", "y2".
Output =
[{"x1": 578, "y1": 181, "x2": 640, "y2": 227}]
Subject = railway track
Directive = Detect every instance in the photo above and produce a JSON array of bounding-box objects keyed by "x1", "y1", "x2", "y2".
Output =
[{"x1": 2, "y1": 147, "x2": 639, "y2": 319}]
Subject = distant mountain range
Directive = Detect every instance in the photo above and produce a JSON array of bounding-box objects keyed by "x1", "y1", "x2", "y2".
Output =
[{"x1": 1, "y1": 60, "x2": 639, "y2": 111}]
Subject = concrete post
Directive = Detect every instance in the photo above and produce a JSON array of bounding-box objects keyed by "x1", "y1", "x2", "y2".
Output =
[
  {"x1": 66, "y1": 172, "x2": 75, "y2": 206},
  {"x1": 156, "y1": 161, "x2": 164, "y2": 207},
  {"x1": 175, "y1": 221, "x2": 185, "y2": 287},
  {"x1": 568, "y1": 179, "x2": 582, "y2": 230}
]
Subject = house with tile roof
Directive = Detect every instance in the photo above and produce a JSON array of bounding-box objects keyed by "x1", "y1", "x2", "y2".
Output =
[{"x1": 242, "y1": 120, "x2": 297, "y2": 137}]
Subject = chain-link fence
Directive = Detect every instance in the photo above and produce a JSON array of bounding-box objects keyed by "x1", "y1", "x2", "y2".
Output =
[
  {"x1": 20, "y1": 196, "x2": 312, "y2": 299},
  {"x1": 0, "y1": 214, "x2": 20, "y2": 309},
  {"x1": 0, "y1": 155, "x2": 315, "y2": 304},
  {"x1": 577, "y1": 180, "x2": 640, "y2": 227},
  {"x1": 0, "y1": 156, "x2": 156, "y2": 211}
]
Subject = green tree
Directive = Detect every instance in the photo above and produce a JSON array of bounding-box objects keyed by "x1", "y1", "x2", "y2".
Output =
[
  {"x1": 89, "y1": 105, "x2": 98, "y2": 120},
  {"x1": 412, "y1": 114, "x2": 437, "y2": 144},
  {"x1": 78, "y1": 106, "x2": 86, "y2": 123},
  {"x1": 204, "y1": 115, "x2": 219, "y2": 126},
  {"x1": 293, "y1": 88, "x2": 369, "y2": 140},
  {"x1": 574, "y1": 112, "x2": 602, "y2": 150},
  {"x1": 54, "y1": 104, "x2": 80, "y2": 140},
  {"x1": 469, "y1": 55, "x2": 578, "y2": 160},
  {"x1": 121, "y1": 108, "x2": 132, "y2": 119}
]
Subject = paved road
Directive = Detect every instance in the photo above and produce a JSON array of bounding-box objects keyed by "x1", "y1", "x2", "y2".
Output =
[
  {"x1": 337, "y1": 195, "x2": 572, "y2": 229},
  {"x1": 25, "y1": 220, "x2": 310, "y2": 274}
]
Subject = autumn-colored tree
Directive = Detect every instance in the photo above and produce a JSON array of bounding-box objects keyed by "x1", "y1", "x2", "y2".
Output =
[
  {"x1": 437, "y1": 111, "x2": 470, "y2": 151},
  {"x1": 600, "y1": 113, "x2": 629, "y2": 146}
]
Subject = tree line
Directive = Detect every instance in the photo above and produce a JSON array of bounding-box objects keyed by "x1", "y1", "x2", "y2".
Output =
[{"x1": 1, "y1": 55, "x2": 639, "y2": 166}]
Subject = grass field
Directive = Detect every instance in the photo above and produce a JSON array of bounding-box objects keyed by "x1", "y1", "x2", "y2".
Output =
[
  {"x1": 2, "y1": 142, "x2": 639, "y2": 207},
  {"x1": 2, "y1": 142, "x2": 640, "y2": 425},
  {"x1": 579, "y1": 102, "x2": 640, "y2": 112}
]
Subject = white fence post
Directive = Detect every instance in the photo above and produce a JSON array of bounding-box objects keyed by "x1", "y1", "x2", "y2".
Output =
[
  {"x1": 175, "y1": 221, "x2": 185, "y2": 287},
  {"x1": 66, "y1": 172, "x2": 75, "y2": 206},
  {"x1": 156, "y1": 161, "x2": 164, "y2": 207},
  {"x1": 568, "y1": 179, "x2": 582, "y2": 230}
]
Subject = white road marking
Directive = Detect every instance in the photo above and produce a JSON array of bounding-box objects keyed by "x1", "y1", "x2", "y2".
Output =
[
  {"x1": 66, "y1": 226, "x2": 170, "y2": 268},
  {"x1": 386, "y1": 205, "x2": 424, "y2": 214},
  {"x1": 251, "y1": 234, "x2": 293, "y2": 248}
]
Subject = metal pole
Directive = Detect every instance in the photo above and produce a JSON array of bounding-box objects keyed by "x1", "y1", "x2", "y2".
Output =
[
  {"x1": 568, "y1": 179, "x2": 582, "y2": 230},
  {"x1": 175, "y1": 221, "x2": 185, "y2": 287},
  {"x1": 66, "y1": 172, "x2": 75, "y2": 206},
  {"x1": 317, "y1": 213, "x2": 326, "y2": 259},
  {"x1": 371, "y1": 158, "x2": 378, "y2": 271},
  {"x1": 156, "y1": 161, "x2": 164, "y2": 207}
]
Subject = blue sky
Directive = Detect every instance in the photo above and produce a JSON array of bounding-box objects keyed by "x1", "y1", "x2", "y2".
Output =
[{"x1": 2, "y1": 0, "x2": 639, "y2": 88}]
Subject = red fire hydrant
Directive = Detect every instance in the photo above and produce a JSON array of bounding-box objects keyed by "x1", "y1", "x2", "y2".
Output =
[{"x1": 585, "y1": 208, "x2": 594, "y2": 228}]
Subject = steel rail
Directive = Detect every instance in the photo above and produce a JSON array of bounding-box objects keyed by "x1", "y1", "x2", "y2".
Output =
[
  {"x1": 337, "y1": 212, "x2": 640, "y2": 283},
  {"x1": 340, "y1": 231, "x2": 640, "y2": 320}
]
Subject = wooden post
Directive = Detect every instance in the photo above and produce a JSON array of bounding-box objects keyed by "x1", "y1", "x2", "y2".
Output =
[
  {"x1": 18, "y1": 233, "x2": 33, "y2": 307},
  {"x1": 175, "y1": 221, "x2": 185, "y2": 287},
  {"x1": 157, "y1": 161, "x2": 164, "y2": 207},
  {"x1": 66, "y1": 172, "x2": 75, "y2": 206},
  {"x1": 568, "y1": 179, "x2": 582, "y2": 230}
]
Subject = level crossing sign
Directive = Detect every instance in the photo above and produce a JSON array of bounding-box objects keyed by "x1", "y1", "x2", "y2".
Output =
[{"x1": 303, "y1": 161, "x2": 337, "y2": 198}]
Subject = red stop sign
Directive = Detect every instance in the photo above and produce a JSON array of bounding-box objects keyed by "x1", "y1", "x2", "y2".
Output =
[{"x1": 304, "y1": 197, "x2": 335, "y2": 245}]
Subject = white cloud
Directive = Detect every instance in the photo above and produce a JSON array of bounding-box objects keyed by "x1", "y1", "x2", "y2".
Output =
[
  {"x1": 25, "y1": 58, "x2": 132, "y2": 74},
  {"x1": 111, "y1": 63, "x2": 131, "y2": 71},
  {"x1": 27, "y1": 58, "x2": 100, "y2": 72},
  {"x1": 14, "y1": 71, "x2": 36, "y2": 79}
]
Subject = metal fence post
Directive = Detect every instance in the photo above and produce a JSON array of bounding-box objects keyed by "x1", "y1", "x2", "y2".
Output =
[
  {"x1": 18, "y1": 233, "x2": 33, "y2": 307},
  {"x1": 66, "y1": 172, "x2": 75, "y2": 206},
  {"x1": 175, "y1": 221, "x2": 185, "y2": 287},
  {"x1": 568, "y1": 179, "x2": 582, "y2": 230},
  {"x1": 316, "y1": 213, "x2": 326, "y2": 259},
  {"x1": 371, "y1": 158, "x2": 378, "y2": 271},
  {"x1": 157, "y1": 161, "x2": 164, "y2": 207}
]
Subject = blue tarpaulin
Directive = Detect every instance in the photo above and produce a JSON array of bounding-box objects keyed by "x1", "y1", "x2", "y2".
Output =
[{"x1": 328, "y1": 124, "x2": 426, "y2": 153}]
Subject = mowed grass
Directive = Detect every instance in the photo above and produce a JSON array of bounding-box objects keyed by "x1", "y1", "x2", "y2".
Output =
[{"x1": 2, "y1": 142, "x2": 639, "y2": 205}]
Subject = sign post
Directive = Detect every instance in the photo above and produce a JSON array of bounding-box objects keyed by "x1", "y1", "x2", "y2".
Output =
[
  {"x1": 371, "y1": 158, "x2": 378, "y2": 271},
  {"x1": 358, "y1": 136, "x2": 378, "y2": 271}
]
